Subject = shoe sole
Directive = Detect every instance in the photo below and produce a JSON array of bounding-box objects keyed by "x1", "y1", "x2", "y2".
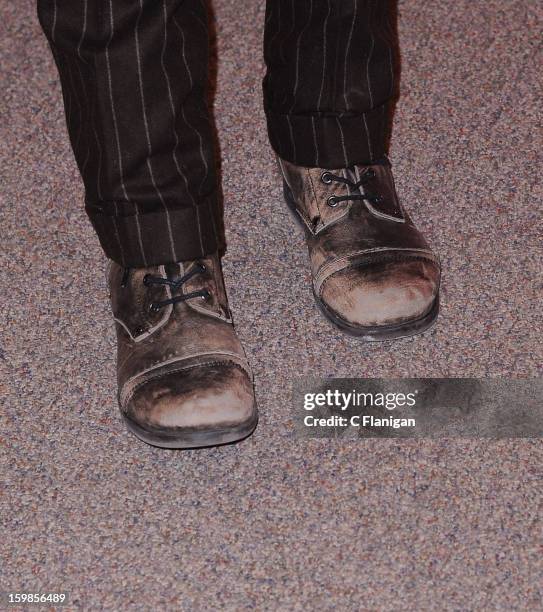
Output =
[
  {"x1": 283, "y1": 181, "x2": 440, "y2": 341},
  {"x1": 314, "y1": 290, "x2": 439, "y2": 341},
  {"x1": 122, "y1": 409, "x2": 259, "y2": 450}
]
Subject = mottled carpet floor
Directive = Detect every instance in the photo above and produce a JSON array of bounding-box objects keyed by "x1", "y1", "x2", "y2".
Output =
[{"x1": 1, "y1": 1, "x2": 542, "y2": 610}]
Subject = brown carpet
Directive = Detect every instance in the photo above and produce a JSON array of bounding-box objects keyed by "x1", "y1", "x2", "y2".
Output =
[{"x1": 1, "y1": 0, "x2": 542, "y2": 609}]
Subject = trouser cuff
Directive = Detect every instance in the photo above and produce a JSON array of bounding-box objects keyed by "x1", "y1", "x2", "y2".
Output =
[
  {"x1": 87, "y1": 198, "x2": 219, "y2": 268},
  {"x1": 265, "y1": 102, "x2": 389, "y2": 169}
]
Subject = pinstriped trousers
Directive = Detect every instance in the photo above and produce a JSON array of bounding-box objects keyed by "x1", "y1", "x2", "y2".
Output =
[{"x1": 37, "y1": 0, "x2": 396, "y2": 268}]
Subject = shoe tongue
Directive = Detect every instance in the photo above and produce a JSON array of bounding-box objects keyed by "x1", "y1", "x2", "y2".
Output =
[
  {"x1": 165, "y1": 259, "x2": 204, "y2": 277},
  {"x1": 164, "y1": 262, "x2": 183, "y2": 278},
  {"x1": 344, "y1": 167, "x2": 359, "y2": 186}
]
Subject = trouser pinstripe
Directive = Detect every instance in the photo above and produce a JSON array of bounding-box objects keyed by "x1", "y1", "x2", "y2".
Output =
[{"x1": 37, "y1": 0, "x2": 396, "y2": 267}]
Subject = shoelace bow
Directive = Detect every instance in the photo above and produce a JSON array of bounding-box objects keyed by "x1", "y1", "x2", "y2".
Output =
[
  {"x1": 321, "y1": 168, "x2": 383, "y2": 208},
  {"x1": 121, "y1": 262, "x2": 210, "y2": 312}
]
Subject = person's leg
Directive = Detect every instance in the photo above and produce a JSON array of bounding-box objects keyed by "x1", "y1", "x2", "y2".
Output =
[
  {"x1": 37, "y1": 0, "x2": 257, "y2": 448},
  {"x1": 264, "y1": 0, "x2": 395, "y2": 168},
  {"x1": 263, "y1": 0, "x2": 441, "y2": 340},
  {"x1": 37, "y1": 0, "x2": 220, "y2": 267}
]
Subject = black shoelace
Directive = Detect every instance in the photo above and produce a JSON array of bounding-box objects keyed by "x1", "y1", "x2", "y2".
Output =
[
  {"x1": 321, "y1": 168, "x2": 383, "y2": 208},
  {"x1": 121, "y1": 262, "x2": 210, "y2": 312}
]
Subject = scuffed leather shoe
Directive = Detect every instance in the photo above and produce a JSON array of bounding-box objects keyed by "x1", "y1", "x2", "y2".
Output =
[
  {"x1": 279, "y1": 156, "x2": 440, "y2": 340},
  {"x1": 108, "y1": 254, "x2": 258, "y2": 448}
]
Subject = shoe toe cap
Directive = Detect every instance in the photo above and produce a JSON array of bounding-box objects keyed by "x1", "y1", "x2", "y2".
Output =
[
  {"x1": 125, "y1": 361, "x2": 256, "y2": 433},
  {"x1": 319, "y1": 258, "x2": 440, "y2": 328}
]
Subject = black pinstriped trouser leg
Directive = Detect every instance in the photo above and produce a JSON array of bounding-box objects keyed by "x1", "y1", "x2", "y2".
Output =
[
  {"x1": 264, "y1": 0, "x2": 396, "y2": 169},
  {"x1": 37, "y1": 0, "x2": 396, "y2": 268}
]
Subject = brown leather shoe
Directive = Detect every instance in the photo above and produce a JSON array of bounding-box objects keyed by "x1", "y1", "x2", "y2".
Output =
[
  {"x1": 279, "y1": 156, "x2": 440, "y2": 340},
  {"x1": 108, "y1": 254, "x2": 258, "y2": 448}
]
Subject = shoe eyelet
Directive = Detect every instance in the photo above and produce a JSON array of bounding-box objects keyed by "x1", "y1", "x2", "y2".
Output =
[
  {"x1": 327, "y1": 196, "x2": 339, "y2": 207},
  {"x1": 149, "y1": 302, "x2": 161, "y2": 313},
  {"x1": 200, "y1": 290, "x2": 211, "y2": 301},
  {"x1": 197, "y1": 262, "x2": 207, "y2": 272},
  {"x1": 366, "y1": 169, "x2": 376, "y2": 179},
  {"x1": 321, "y1": 172, "x2": 333, "y2": 185},
  {"x1": 372, "y1": 195, "x2": 383, "y2": 204},
  {"x1": 143, "y1": 274, "x2": 151, "y2": 286}
]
